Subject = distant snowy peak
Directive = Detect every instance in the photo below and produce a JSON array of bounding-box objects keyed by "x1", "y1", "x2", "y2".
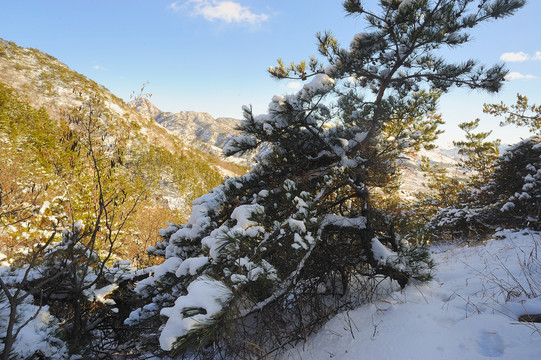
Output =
[{"x1": 132, "y1": 98, "x2": 242, "y2": 153}]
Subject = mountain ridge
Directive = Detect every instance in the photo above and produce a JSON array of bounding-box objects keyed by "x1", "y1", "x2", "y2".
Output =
[
  {"x1": 0, "y1": 38, "x2": 247, "y2": 176},
  {"x1": 130, "y1": 97, "x2": 242, "y2": 156}
]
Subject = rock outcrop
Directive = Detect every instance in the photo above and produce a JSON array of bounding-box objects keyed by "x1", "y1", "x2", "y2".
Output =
[{"x1": 131, "y1": 98, "x2": 241, "y2": 155}]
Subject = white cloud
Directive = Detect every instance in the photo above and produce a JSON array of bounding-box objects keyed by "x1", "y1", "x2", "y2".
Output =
[
  {"x1": 505, "y1": 72, "x2": 537, "y2": 80},
  {"x1": 168, "y1": 2, "x2": 182, "y2": 12},
  {"x1": 286, "y1": 82, "x2": 302, "y2": 89},
  {"x1": 500, "y1": 51, "x2": 530, "y2": 62},
  {"x1": 176, "y1": 0, "x2": 268, "y2": 25},
  {"x1": 92, "y1": 65, "x2": 107, "y2": 71},
  {"x1": 534, "y1": 51, "x2": 541, "y2": 60}
]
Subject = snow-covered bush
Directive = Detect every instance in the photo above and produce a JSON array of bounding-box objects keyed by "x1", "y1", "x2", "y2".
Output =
[
  {"x1": 492, "y1": 138, "x2": 541, "y2": 229},
  {"x1": 0, "y1": 285, "x2": 68, "y2": 359},
  {"x1": 428, "y1": 137, "x2": 541, "y2": 239},
  {"x1": 0, "y1": 91, "x2": 148, "y2": 358},
  {"x1": 427, "y1": 203, "x2": 498, "y2": 240},
  {"x1": 0, "y1": 218, "x2": 142, "y2": 359}
]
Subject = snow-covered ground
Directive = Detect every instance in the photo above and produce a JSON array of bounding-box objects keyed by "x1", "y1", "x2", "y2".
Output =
[
  {"x1": 284, "y1": 229, "x2": 541, "y2": 360},
  {"x1": 3, "y1": 230, "x2": 540, "y2": 359}
]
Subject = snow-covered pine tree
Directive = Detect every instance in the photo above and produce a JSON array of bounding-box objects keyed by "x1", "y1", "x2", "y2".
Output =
[
  {"x1": 491, "y1": 137, "x2": 541, "y2": 229},
  {"x1": 417, "y1": 119, "x2": 501, "y2": 241},
  {"x1": 486, "y1": 95, "x2": 541, "y2": 228},
  {"x1": 427, "y1": 137, "x2": 541, "y2": 239},
  {"x1": 127, "y1": 0, "x2": 525, "y2": 357}
]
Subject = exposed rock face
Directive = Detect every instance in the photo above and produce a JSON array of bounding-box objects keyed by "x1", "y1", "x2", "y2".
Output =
[
  {"x1": 132, "y1": 97, "x2": 163, "y2": 119},
  {"x1": 131, "y1": 98, "x2": 242, "y2": 155}
]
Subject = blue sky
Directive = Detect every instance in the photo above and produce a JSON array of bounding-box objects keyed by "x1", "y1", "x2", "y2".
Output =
[{"x1": 0, "y1": 0, "x2": 539, "y2": 146}]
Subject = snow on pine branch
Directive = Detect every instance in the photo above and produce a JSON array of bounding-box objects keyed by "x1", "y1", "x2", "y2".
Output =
[{"x1": 159, "y1": 276, "x2": 233, "y2": 351}]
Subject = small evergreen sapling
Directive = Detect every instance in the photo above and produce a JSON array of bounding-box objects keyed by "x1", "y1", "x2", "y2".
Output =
[{"x1": 454, "y1": 119, "x2": 500, "y2": 188}]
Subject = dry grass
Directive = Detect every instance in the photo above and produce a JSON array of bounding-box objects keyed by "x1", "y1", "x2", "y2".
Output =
[{"x1": 469, "y1": 231, "x2": 541, "y2": 336}]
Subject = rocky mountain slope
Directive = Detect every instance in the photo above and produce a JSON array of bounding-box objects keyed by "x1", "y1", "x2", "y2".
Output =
[
  {"x1": 0, "y1": 38, "x2": 247, "y2": 212},
  {"x1": 131, "y1": 97, "x2": 242, "y2": 156},
  {"x1": 399, "y1": 147, "x2": 462, "y2": 195}
]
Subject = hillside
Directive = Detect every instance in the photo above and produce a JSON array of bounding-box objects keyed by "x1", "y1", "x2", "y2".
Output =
[
  {"x1": 0, "y1": 38, "x2": 247, "y2": 267},
  {"x1": 0, "y1": 38, "x2": 246, "y2": 176}
]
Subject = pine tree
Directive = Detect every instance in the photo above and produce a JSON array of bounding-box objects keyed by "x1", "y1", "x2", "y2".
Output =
[
  {"x1": 483, "y1": 93, "x2": 541, "y2": 228},
  {"x1": 127, "y1": 0, "x2": 525, "y2": 357},
  {"x1": 491, "y1": 137, "x2": 541, "y2": 229},
  {"x1": 416, "y1": 155, "x2": 466, "y2": 218},
  {"x1": 454, "y1": 119, "x2": 500, "y2": 188}
]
